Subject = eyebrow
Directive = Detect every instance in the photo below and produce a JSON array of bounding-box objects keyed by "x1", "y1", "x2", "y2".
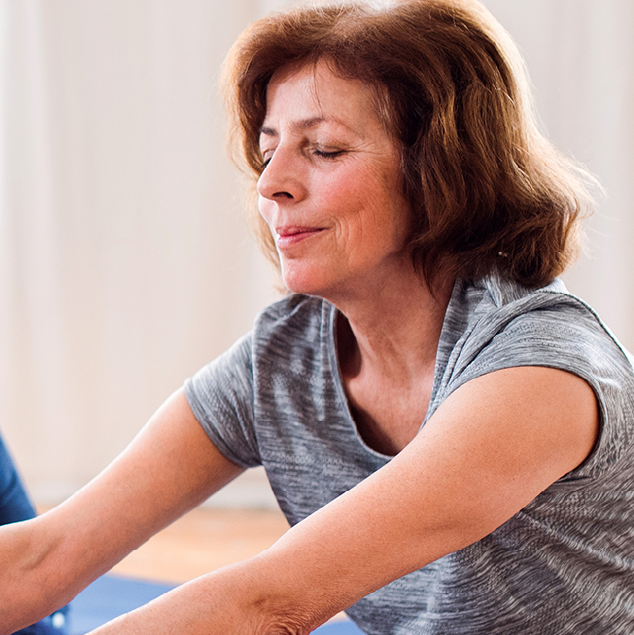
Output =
[{"x1": 259, "y1": 116, "x2": 350, "y2": 137}]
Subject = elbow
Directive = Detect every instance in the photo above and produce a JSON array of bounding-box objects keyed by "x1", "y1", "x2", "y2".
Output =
[
  {"x1": 247, "y1": 598, "x2": 320, "y2": 635},
  {"x1": 194, "y1": 556, "x2": 336, "y2": 635}
]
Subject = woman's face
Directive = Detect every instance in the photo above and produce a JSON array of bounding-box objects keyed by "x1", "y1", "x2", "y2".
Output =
[{"x1": 257, "y1": 61, "x2": 412, "y2": 300}]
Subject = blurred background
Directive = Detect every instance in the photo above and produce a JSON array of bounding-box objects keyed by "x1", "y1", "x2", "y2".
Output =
[{"x1": 0, "y1": 0, "x2": 632, "y2": 508}]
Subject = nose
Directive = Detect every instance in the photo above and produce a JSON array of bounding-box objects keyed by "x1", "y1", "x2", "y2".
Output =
[{"x1": 256, "y1": 146, "x2": 307, "y2": 203}]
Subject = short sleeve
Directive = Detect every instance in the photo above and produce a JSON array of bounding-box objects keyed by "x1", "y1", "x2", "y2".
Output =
[
  {"x1": 445, "y1": 301, "x2": 634, "y2": 479},
  {"x1": 184, "y1": 333, "x2": 261, "y2": 468}
]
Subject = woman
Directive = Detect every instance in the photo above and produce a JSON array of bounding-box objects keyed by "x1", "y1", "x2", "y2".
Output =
[{"x1": 2, "y1": 1, "x2": 633, "y2": 633}]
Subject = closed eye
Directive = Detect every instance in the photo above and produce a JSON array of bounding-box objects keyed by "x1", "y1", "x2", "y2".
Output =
[
  {"x1": 258, "y1": 147, "x2": 344, "y2": 171},
  {"x1": 260, "y1": 151, "x2": 274, "y2": 170},
  {"x1": 314, "y1": 149, "x2": 344, "y2": 160}
]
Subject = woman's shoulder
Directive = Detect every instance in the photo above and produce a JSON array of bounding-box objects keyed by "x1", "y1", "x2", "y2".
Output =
[
  {"x1": 448, "y1": 275, "x2": 633, "y2": 383},
  {"x1": 444, "y1": 275, "x2": 634, "y2": 417},
  {"x1": 442, "y1": 275, "x2": 634, "y2": 479},
  {"x1": 462, "y1": 275, "x2": 629, "y2": 357}
]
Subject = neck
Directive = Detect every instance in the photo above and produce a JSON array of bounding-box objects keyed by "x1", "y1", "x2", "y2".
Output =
[
  {"x1": 333, "y1": 269, "x2": 455, "y2": 383},
  {"x1": 331, "y1": 267, "x2": 454, "y2": 456}
]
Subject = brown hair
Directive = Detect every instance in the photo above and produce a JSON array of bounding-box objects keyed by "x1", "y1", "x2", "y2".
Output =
[{"x1": 222, "y1": 0, "x2": 596, "y2": 288}]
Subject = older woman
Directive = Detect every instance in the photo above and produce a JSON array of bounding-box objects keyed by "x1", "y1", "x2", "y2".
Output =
[{"x1": 2, "y1": 1, "x2": 633, "y2": 634}]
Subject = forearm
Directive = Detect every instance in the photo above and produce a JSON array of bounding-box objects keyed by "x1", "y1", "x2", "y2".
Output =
[
  {"x1": 0, "y1": 516, "x2": 73, "y2": 634},
  {"x1": 85, "y1": 479, "x2": 427, "y2": 635},
  {"x1": 0, "y1": 486, "x2": 170, "y2": 633},
  {"x1": 0, "y1": 390, "x2": 244, "y2": 634},
  {"x1": 89, "y1": 557, "x2": 326, "y2": 635},
  {"x1": 0, "y1": 501, "x2": 137, "y2": 634}
]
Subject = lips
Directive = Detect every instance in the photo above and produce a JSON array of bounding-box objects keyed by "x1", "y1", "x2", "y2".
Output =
[{"x1": 275, "y1": 226, "x2": 324, "y2": 249}]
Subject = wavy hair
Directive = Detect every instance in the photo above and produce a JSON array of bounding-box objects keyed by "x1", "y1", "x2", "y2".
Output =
[{"x1": 222, "y1": 0, "x2": 596, "y2": 288}]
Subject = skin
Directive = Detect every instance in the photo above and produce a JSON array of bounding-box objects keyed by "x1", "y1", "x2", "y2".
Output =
[{"x1": 0, "y1": 62, "x2": 599, "y2": 635}]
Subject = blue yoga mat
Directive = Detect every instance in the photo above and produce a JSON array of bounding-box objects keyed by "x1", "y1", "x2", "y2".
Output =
[{"x1": 70, "y1": 574, "x2": 364, "y2": 634}]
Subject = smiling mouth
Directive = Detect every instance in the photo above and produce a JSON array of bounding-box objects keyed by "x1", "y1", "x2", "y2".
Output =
[{"x1": 275, "y1": 226, "x2": 324, "y2": 248}]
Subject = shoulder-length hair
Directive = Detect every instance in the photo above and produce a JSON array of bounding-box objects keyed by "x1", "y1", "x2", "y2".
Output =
[{"x1": 222, "y1": 0, "x2": 596, "y2": 288}]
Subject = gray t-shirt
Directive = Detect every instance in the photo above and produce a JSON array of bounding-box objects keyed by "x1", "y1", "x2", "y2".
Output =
[{"x1": 185, "y1": 276, "x2": 634, "y2": 634}]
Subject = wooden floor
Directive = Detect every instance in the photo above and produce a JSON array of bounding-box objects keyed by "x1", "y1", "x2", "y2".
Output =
[{"x1": 109, "y1": 507, "x2": 290, "y2": 585}]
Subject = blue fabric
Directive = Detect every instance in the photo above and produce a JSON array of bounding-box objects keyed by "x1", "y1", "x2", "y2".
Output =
[
  {"x1": 0, "y1": 434, "x2": 37, "y2": 525},
  {"x1": 314, "y1": 621, "x2": 366, "y2": 634},
  {"x1": 14, "y1": 611, "x2": 70, "y2": 635},
  {"x1": 70, "y1": 574, "x2": 364, "y2": 634},
  {"x1": 69, "y1": 576, "x2": 175, "y2": 635}
]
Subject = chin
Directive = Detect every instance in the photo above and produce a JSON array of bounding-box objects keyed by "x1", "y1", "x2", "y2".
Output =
[
  {"x1": 283, "y1": 278, "x2": 323, "y2": 296},
  {"x1": 281, "y1": 267, "x2": 330, "y2": 297},
  {"x1": 280, "y1": 256, "x2": 352, "y2": 299}
]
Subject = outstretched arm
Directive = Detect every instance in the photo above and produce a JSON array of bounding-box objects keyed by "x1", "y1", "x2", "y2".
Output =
[
  {"x1": 0, "y1": 388, "x2": 244, "y2": 634},
  {"x1": 86, "y1": 366, "x2": 599, "y2": 635}
]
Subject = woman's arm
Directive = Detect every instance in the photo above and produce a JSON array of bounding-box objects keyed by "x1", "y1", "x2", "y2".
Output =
[
  {"x1": 0, "y1": 388, "x2": 244, "y2": 635},
  {"x1": 87, "y1": 366, "x2": 599, "y2": 635}
]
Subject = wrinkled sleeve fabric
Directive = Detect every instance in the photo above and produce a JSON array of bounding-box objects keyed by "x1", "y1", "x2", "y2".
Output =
[
  {"x1": 184, "y1": 333, "x2": 261, "y2": 468},
  {"x1": 444, "y1": 299, "x2": 634, "y2": 480}
]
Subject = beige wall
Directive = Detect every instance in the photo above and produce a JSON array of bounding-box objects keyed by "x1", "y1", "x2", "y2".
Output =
[{"x1": 0, "y1": 0, "x2": 279, "y2": 505}]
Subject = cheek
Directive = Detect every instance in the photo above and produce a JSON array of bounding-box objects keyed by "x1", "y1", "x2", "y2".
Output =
[
  {"x1": 334, "y1": 165, "x2": 404, "y2": 229},
  {"x1": 316, "y1": 169, "x2": 359, "y2": 207},
  {"x1": 320, "y1": 163, "x2": 383, "y2": 215}
]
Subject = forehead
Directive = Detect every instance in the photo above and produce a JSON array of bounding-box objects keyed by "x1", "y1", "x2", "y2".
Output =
[{"x1": 262, "y1": 61, "x2": 386, "y2": 135}]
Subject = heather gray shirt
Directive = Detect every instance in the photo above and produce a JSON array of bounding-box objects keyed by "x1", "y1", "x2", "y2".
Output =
[{"x1": 185, "y1": 276, "x2": 634, "y2": 634}]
